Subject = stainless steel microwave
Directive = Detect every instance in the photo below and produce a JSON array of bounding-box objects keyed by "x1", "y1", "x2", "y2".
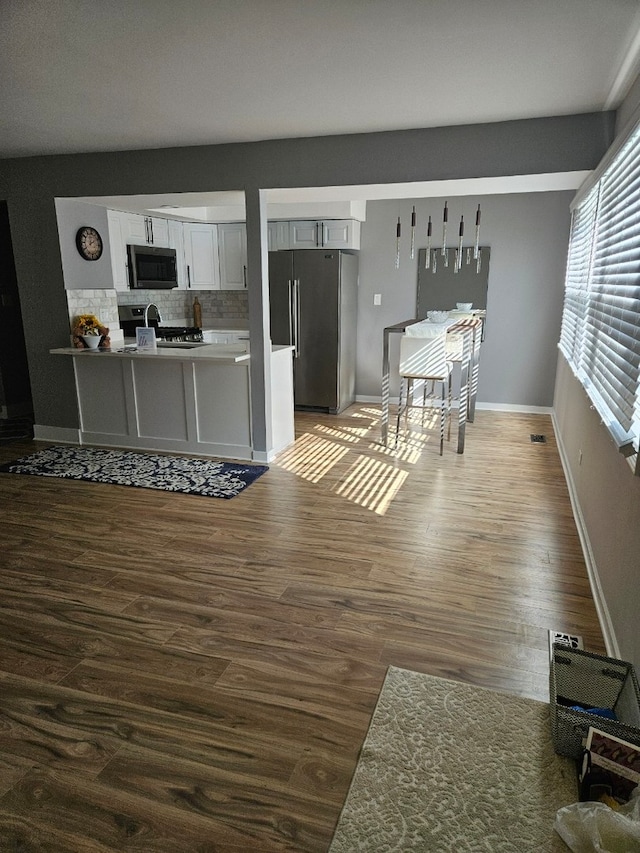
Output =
[{"x1": 127, "y1": 244, "x2": 178, "y2": 289}]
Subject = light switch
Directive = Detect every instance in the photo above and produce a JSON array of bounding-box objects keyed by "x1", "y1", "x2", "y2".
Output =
[{"x1": 373, "y1": 293, "x2": 382, "y2": 306}]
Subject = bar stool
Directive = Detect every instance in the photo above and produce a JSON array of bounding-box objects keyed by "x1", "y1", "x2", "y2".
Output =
[{"x1": 395, "y1": 334, "x2": 452, "y2": 454}]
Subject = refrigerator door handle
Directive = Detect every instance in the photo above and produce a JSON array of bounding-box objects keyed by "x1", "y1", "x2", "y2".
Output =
[
  {"x1": 287, "y1": 279, "x2": 294, "y2": 352},
  {"x1": 293, "y1": 279, "x2": 301, "y2": 358}
]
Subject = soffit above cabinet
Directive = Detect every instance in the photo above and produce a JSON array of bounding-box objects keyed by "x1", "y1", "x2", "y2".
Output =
[{"x1": 75, "y1": 192, "x2": 367, "y2": 223}]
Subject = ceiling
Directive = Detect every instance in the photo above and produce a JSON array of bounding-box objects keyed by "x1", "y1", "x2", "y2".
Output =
[
  {"x1": 2, "y1": 0, "x2": 640, "y2": 161},
  {"x1": 3, "y1": 1, "x2": 640, "y2": 216}
]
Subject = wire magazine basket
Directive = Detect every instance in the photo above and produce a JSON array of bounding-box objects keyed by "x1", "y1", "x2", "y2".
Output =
[{"x1": 550, "y1": 645, "x2": 640, "y2": 759}]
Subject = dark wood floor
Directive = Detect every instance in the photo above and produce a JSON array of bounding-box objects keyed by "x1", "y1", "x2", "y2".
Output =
[{"x1": 0, "y1": 405, "x2": 604, "y2": 851}]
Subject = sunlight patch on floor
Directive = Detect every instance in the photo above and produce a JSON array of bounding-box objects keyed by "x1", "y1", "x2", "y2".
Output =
[
  {"x1": 332, "y1": 455, "x2": 409, "y2": 515},
  {"x1": 314, "y1": 423, "x2": 368, "y2": 443},
  {"x1": 352, "y1": 407, "x2": 381, "y2": 423},
  {"x1": 276, "y1": 432, "x2": 349, "y2": 482},
  {"x1": 373, "y1": 440, "x2": 425, "y2": 464}
]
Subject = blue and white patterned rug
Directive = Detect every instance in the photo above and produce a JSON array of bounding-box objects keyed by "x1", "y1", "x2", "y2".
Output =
[{"x1": 0, "y1": 445, "x2": 268, "y2": 499}]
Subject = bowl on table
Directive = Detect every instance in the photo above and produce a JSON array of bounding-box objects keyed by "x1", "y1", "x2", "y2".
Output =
[
  {"x1": 456, "y1": 302, "x2": 473, "y2": 311},
  {"x1": 427, "y1": 310, "x2": 450, "y2": 323}
]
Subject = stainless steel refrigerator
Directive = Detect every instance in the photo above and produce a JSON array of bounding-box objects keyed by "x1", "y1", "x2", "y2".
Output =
[{"x1": 269, "y1": 249, "x2": 358, "y2": 413}]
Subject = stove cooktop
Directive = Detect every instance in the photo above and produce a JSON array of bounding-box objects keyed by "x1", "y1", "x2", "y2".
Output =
[
  {"x1": 119, "y1": 319, "x2": 203, "y2": 342},
  {"x1": 155, "y1": 326, "x2": 203, "y2": 342}
]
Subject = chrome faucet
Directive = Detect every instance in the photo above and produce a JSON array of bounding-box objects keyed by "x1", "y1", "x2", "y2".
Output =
[{"x1": 143, "y1": 302, "x2": 162, "y2": 327}]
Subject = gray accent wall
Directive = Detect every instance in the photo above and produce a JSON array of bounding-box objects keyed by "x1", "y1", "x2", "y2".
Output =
[{"x1": 356, "y1": 193, "x2": 573, "y2": 405}]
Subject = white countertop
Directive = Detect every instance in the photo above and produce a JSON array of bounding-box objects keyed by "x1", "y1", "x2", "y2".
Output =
[
  {"x1": 51, "y1": 343, "x2": 293, "y2": 363},
  {"x1": 51, "y1": 343, "x2": 251, "y2": 363}
]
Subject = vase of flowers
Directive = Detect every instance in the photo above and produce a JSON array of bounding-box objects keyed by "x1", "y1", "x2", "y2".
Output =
[{"x1": 72, "y1": 314, "x2": 110, "y2": 349}]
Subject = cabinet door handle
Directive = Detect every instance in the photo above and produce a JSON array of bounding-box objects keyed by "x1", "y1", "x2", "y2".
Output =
[
  {"x1": 243, "y1": 265, "x2": 247, "y2": 288},
  {"x1": 315, "y1": 222, "x2": 320, "y2": 247},
  {"x1": 144, "y1": 217, "x2": 149, "y2": 243},
  {"x1": 150, "y1": 218, "x2": 154, "y2": 244},
  {"x1": 187, "y1": 264, "x2": 191, "y2": 288},
  {"x1": 320, "y1": 222, "x2": 325, "y2": 247}
]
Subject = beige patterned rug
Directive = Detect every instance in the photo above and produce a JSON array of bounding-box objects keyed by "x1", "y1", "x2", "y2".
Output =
[{"x1": 329, "y1": 667, "x2": 577, "y2": 852}]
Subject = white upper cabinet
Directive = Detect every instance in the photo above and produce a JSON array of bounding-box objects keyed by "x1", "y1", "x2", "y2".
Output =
[
  {"x1": 107, "y1": 210, "x2": 128, "y2": 291},
  {"x1": 322, "y1": 219, "x2": 360, "y2": 249},
  {"x1": 168, "y1": 220, "x2": 188, "y2": 289},
  {"x1": 183, "y1": 223, "x2": 220, "y2": 290},
  {"x1": 121, "y1": 213, "x2": 170, "y2": 248},
  {"x1": 288, "y1": 219, "x2": 361, "y2": 250},
  {"x1": 147, "y1": 217, "x2": 170, "y2": 247},
  {"x1": 218, "y1": 223, "x2": 247, "y2": 290},
  {"x1": 268, "y1": 221, "x2": 291, "y2": 251}
]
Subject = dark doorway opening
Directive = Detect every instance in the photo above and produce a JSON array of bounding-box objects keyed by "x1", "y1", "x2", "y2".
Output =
[{"x1": 0, "y1": 201, "x2": 33, "y2": 436}]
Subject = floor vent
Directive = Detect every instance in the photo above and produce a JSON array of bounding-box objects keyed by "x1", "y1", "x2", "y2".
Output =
[
  {"x1": 549, "y1": 629, "x2": 584, "y2": 661},
  {"x1": 530, "y1": 434, "x2": 546, "y2": 443}
]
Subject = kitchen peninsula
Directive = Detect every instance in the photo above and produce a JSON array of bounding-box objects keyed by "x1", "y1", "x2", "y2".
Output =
[{"x1": 51, "y1": 342, "x2": 294, "y2": 462}]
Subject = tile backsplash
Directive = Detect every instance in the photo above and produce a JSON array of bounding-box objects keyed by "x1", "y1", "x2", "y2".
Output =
[
  {"x1": 66, "y1": 289, "x2": 249, "y2": 334},
  {"x1": 116, "y1": 290, "x2": 249, "y2": 324},
  {"x1": 66, "y1": 290, "x2": 120, "y2": 331}
]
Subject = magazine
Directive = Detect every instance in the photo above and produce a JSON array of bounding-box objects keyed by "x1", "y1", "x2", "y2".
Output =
[{"x1": 582, "y1": 727, "x2": 640, "y2": 804}]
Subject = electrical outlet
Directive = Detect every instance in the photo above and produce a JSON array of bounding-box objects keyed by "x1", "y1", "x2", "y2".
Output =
[{"x1": 373, "y1": 293, "x2": 382, "y2": 306}]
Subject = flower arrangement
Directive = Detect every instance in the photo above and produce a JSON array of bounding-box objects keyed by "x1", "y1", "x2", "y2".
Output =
[
  {"x1": 72, "y1": 314, "x2": 110, "y2": 349},
  {"x1": 74, "y1": 314, "x2": 102, "y2": 335}
]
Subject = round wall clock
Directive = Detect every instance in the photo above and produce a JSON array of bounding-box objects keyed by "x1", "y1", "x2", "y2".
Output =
[{"x1": 75, "y1": 226, "x2": 103, "y2": 261}]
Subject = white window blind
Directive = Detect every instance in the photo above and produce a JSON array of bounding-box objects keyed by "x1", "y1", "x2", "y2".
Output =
[
  {"x1": 559, "y1": 184, "x2": 598, "y2": 366},
  {"x1": 560, "y1": 124, "x2": 640, "y2": 466}
]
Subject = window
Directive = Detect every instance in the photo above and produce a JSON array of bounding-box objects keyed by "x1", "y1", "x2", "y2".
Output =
[{"x1": 559, "y1": 123, "x2": 640, "y2": 474}]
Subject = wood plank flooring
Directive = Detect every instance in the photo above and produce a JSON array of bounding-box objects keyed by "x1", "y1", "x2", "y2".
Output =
[{"x1": 0, "y1": 406, "x2": 604, "y2": 851}]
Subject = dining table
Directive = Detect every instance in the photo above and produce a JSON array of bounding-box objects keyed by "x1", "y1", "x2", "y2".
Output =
[{"x1": 380, "y1": 312, "x2": 484, "y2": 452}]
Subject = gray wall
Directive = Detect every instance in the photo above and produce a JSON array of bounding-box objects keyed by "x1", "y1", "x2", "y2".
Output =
[
  {"x1": 0, "y1": 112, "x2": 614, "y2": 437},
  {"x1": 55, "y1": 199, "x2": 113, "y2": 290},
  {"x1": 552, "y1": 85, "x2": 640, "y2": 668},
  {"x1": 357, "y1": 193, "x2": 573, "y2": 405},
  {"x1": 553, "y1": 359, "x2": 640, "y2": 666}
]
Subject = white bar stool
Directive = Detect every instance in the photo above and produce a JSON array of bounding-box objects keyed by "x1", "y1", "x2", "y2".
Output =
[{"x1": 395, "y1": 334, "x2": 453, "y2": 454}]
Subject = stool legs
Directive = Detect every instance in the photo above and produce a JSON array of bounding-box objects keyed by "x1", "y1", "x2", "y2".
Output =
[{"x1": 396, "y1": 374, "x2": 451, "y2": 455}]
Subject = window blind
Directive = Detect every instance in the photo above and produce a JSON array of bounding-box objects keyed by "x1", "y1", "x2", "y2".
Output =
[
  {"x1": 560, "y1": 124, "x2": 640, "y2": 463},
  {"x1": 559, "y1": 185, "x2": 598, "y2": 366}
]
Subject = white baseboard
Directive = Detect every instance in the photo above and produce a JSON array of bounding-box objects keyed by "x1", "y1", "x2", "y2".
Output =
[
  {"x1": 33, "y1": 424, "x2": 81, "y2": 444},
  {"x1": 551, "y1": 411, "x2": 620, "y2": 658},
  {"x1": 355, "y1": 395, "x2": 552, "y2": 415},
  {"x1": 475, "y1": 402, "x2": 553, "y2": 414}
]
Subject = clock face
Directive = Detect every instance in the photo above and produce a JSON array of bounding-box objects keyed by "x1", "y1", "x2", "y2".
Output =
[{"x1": 75, "y1": 226, "x2": 103, "y2": 261}]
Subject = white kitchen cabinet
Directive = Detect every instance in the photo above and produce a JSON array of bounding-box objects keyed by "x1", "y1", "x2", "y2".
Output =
[
  {"x1": 121, "y1": 213, "x2": 170, "y2": 248},
  {"x1": 183, "y1": 223, "x2": 220, "y2": 290},
  {"x1": 168, "y1": 220, "x2": 188, "y2": 289},
  {"x1": 202, "y1": 329, "x2": 249, "y2": 351},
  {"x1": 288, "y1": 219, "x2": 361, "y2": 250},
  {"x1": 268, "y1": 221, "x2": 290, "y2": 251},
  {"x1": 218, "y1": 223, "x2": 247, "y2": 290},
  {"x1": 107, "y1": 210, "x2": 128, "y2": 291},
  {"x1": 148, "y1": 217, "x2": 169, "y2": 247}
]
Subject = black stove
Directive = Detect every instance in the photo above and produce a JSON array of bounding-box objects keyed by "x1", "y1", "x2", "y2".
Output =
[
  {"x1": 118, "y1": 304, "x2": 203, "y2": 342},
  {"x1": 154, "y1": 326, "x2": 204, "y2": 342}
]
